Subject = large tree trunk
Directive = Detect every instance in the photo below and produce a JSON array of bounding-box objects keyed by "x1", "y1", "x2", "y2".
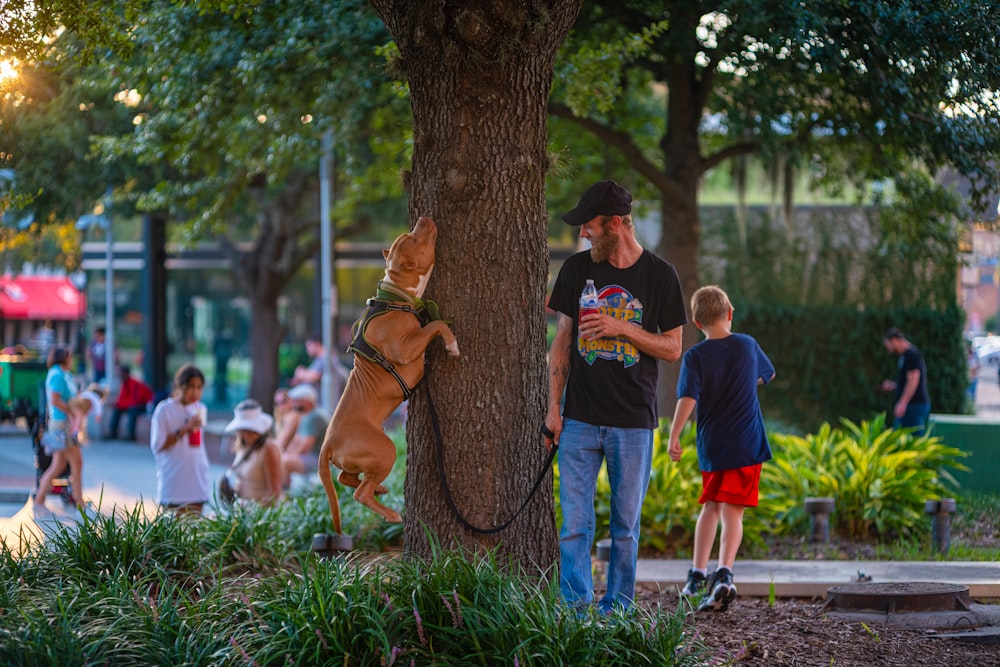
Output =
[
  {"x1": 372, "y1": 0, "x2": 580, "y2": 567},
  {"x1": 657, "y1": 189, "x2": 702, "y2": 418},
  {"x1": 245, "y1": 297, "x2": 285, "y2": 409},
  {"x1": 655, "y1": 34, "x2": 707, "y2": 419}
]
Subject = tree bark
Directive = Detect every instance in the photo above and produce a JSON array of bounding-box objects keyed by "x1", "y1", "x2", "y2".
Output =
[{"x1": 372, "y1": 0, "x2": 580, "y2": 568}]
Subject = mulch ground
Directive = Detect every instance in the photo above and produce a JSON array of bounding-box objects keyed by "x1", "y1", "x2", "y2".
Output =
[
  {"x1": 630, "y1": 520, "x2": 1000, "y2": 666},
  {"x1": 634, "y1": 586, "x2": 998, "y2": 666}
]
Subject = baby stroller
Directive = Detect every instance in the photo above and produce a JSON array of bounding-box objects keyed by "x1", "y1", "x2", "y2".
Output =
[{"x1": 31, "y1": 383, "x2": 74, "y2": 506}]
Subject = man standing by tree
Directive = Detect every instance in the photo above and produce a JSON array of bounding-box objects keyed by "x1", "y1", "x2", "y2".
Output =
[
  {"x1": 542, "y1": 180, "x2": 687, "y2": 614},
  {"x1": 880, "y1": 327, "x2": 931, "y2": 436}
]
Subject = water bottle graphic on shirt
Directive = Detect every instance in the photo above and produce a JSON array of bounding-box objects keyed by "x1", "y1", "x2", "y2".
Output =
[{"x1": 579, "y1": 279, "x2": 601, "y2": 320}]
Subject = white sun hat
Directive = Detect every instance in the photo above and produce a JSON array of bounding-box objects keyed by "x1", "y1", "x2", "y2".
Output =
[{"x1": 224, "y1": 399, "x2": 274, "y2": 434}]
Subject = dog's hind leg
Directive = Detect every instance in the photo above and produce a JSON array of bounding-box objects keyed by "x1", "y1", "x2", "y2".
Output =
[
  {"x1": 338, "y1": 471, "x2": 361, "y2": 488},
  {"x1": 338, "y1": 471, "x2": 389, "y2": 495},
  {"x1": 354, "y1": 469, "x2": 402, "y2": 523}
]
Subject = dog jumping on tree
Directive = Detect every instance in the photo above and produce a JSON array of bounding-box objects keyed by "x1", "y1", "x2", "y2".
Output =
[{"x1": 317, "y1": 216, "x2": 459, "y2": 533}]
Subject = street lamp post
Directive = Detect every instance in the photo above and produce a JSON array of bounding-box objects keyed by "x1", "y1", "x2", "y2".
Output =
[
  {"x1": 320, "y1": 129, "x2": 336, "y2": 414},
  {"x1": 76, "y1": 189, "x2": 116, "y2": 393},
  {"x1": 69, "y1": 271, "x2": 87, "y2": 373}
]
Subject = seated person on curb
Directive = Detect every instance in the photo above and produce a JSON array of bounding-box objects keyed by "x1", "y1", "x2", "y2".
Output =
[
  {"x1": 222, "y1": 399, "x2": 283, "y2": 506},
  {"x1": 277, "y1": 384, "x2": 329, "y2": 487},
  {"x1": 290, "y1": 333, "x2": 351, "y2": 410},
  {"x1": 108, "y1": 365, "x2": 154, "y2": 441}
]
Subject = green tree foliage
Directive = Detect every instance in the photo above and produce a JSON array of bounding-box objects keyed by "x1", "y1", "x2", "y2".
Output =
[
  {"x1": 0, "y1": 35, "x2": 138, "y2": 267},
  {"x1": 552, "y1": 0, "x2": 1000, "y2": 300},
  {"x1": 2, "y1": 1, "x2": 412, "y2": 404},
  {"x1": 0, "y1": 2, "x2": 137, "y2": 64},
  {"x1": 98, "y1": 0, "x2": 404, "y2": 233}
]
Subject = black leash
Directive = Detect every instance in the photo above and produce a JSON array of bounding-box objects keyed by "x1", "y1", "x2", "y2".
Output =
[{"x1": 424, "y1": 368, "x2": 557, "y2": 535}]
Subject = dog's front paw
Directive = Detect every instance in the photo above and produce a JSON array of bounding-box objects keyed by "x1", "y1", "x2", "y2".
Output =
[{"x1": 445, "y1": 341, "x2": 460, "y2": 357}]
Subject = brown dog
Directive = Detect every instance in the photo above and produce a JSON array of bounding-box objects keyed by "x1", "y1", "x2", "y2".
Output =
[{"x1": 318, "y1": 216, "x2": 459, "y2": 534}]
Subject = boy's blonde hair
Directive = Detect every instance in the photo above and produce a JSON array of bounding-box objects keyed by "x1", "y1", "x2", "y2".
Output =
[{"x1": 691, "y1": 285, "x2": 733, "y2": 326}]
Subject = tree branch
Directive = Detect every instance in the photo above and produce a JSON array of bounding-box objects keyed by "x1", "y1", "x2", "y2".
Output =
[
  {"x1": 548, "y1": 102, "x2": 687, "y2": 202},
  {"x1": 702, "y1": 140, "x2": 761, "y2": 172}
]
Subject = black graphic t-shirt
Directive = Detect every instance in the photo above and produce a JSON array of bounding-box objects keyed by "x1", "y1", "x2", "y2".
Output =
[{"x1": 549, "y1": 249, "x2": 687, "y2": 428}]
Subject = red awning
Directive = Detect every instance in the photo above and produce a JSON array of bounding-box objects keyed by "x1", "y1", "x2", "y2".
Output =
[{"x1": 0, "y1": 275, "x2": 86, "y2": 321}]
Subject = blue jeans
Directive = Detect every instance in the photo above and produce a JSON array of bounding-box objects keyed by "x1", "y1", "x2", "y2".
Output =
[
  {"x1": 893, "y1": 403, "x2": 930, "y2": 436},
  {"x1": 557, "y1": 418, "x2": 653, "y2": 613}
]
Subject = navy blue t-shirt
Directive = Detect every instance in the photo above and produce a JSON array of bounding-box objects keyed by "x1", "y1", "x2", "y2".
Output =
[
  {"x1": 895, "y1": 346, "x2": 930, "y2": 406},
  {"x1": 676, "y1": 332, "x2": 774, "y2": 471},
  {"x1": 549, "y1": 249, "x2": 687, "y2": 429}
]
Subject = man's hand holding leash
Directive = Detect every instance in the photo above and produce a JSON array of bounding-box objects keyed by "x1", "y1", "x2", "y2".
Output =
[{"x1": 540, "y1": 420, "x2": 559, "y2": 451}]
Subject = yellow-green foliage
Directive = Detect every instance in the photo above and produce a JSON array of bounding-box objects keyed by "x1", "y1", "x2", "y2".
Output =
[{"x1": 759, "y1": 415, "x2": 969, "y2": 540}]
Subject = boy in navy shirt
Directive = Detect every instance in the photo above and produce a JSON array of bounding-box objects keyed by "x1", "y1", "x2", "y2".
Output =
[{"x1": 667, "y1": 285, "x2": 775, "y2": 611}]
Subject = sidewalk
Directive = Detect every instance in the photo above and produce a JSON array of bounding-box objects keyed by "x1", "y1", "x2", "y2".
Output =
[
  {"x1": 973, "y1": 360, "x2": 1000, "y2": 419},
  {"x1": 0, "y1": 423, "x2": 229, "y2": 549},
  {"x1": 635, "y1": 559, "x2": 1000, "y2": 598}
]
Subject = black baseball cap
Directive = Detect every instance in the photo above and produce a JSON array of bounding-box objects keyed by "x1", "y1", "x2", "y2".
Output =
[{"x1": 561, "y1": 180, "x2": 633, "y2": 226}]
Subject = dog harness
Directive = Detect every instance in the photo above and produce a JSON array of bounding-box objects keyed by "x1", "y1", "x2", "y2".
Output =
[{"x1": 347, "y1": 282, "x2": 435, "y2": 401}]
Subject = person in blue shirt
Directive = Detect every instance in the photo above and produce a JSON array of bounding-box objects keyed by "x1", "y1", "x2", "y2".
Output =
[
  {"x1": 667, "y1": 285, "x2": 775, "y2": 612},
  {"x1": 34, "y1": 346, "x2": 85, "y2": 514}
]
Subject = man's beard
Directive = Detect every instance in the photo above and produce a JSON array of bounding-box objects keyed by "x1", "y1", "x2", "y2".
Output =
[{"x1": 589, "y1": 228, "x2": 617, "y2": 263}]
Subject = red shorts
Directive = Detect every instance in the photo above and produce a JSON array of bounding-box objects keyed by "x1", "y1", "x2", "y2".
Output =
[{"x1": 699, "y1": 464, "x2": 762, "y2": 507}]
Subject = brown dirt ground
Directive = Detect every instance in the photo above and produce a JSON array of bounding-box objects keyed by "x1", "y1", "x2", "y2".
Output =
[
  {"x1": 632, "y1": 525, "x2": 1000, "y2": 666},
  {"x1": 634, "y1": 587, "x2": 998, "y2": 667}
]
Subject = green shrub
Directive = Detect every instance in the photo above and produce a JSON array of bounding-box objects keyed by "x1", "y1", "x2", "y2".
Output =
[
  {"x1": 760, "y1": 415, "x2": 969, "y2": 540},
  {"x1": 739, "y1": 304, "x2": 965, "y2": 431}
]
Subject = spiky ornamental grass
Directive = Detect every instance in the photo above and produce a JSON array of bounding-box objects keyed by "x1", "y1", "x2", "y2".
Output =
[{"x1": 1, "y1": 506, "x2": 701, "y2": 666}]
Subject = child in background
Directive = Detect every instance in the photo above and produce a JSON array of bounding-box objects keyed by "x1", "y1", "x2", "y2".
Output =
[
  {"x1": 667, "y1": 285, "x2": 775, "y2": 612},
  {"x1": 67, "y1": 383, "x2": 108, "y2": 445}
]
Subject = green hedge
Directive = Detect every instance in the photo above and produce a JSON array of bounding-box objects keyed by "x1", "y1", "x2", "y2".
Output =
[{"x1": 737, "y1": 304, "x2": 965, "y2": 432}]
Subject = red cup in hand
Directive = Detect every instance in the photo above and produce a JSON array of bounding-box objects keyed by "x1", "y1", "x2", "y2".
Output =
[{"x1": 188, "y1": 404, "x2": 206, "y2": 447}]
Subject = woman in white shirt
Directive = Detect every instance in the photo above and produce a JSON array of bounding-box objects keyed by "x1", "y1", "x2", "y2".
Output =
[{"x1": 149, "y1": 364, "x2": 208, "y2": 515}]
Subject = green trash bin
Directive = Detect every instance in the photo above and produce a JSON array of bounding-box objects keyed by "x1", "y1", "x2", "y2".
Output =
[{"x1": 0, "y1": 355, "x2": 48, "y2": 428}]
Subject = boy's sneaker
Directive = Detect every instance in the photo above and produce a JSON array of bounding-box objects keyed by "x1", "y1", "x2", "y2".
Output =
[
  {"x1": 680, "y1": 569, "x2": 707, "y2": 598},
  {"x1": 697, "y1": 568, "x2": 737, "y2": 612}
]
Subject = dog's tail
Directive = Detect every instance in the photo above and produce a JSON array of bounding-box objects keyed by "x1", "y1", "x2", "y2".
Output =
[{"x1": 317, "y1": 449, "x2": 343, "y2": 535}]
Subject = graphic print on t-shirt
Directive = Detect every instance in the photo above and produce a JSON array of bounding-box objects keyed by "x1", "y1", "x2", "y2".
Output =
[{"x1": 577, "y1": 284, "x2": 643, "y2": 367}]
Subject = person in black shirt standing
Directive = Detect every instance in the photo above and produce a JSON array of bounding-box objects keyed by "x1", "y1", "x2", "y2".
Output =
[
  {"x1": 880, "y1": 327, "x2": 931, "y2": 436},
  {"x1": 543, "y1": 180, "x2": 687, "y2": 615}
]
